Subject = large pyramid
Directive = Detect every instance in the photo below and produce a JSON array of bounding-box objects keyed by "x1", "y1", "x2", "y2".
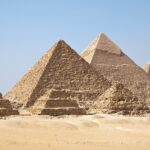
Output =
[
  {"x1": 4, "y1": 40, "x2": 112, "y2": 115},
  {"x1": 81, "y1": 33, "x2": 150, "y2": 101},
  {"x1": 92, "y1": 83, "x2": 150, "y2": 115}
]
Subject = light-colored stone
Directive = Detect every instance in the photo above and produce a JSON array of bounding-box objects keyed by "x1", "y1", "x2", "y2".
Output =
[{"x1": 144, "y1": 62, "x2": 150, "y2": 75}]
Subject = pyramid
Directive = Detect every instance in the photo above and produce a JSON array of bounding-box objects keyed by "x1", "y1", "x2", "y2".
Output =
[
  {"x1": 0, "y1": 98, "x2": 19, "y2": 116},
  {"x1": 29, "y1": 89, "x2": 86, "y2": 115},
  {"x1": 144, "y1": 62, "x2": 150, "y2": 75},
  {"x1": 92, "y1": 83, "x2": 150, "y2": 115},
  {"x1": 4, "y1": 40, "x2": 112, "y2": 115},
  {"x1": 81, "y1": 33, "x2": 150, "y2": 101}
]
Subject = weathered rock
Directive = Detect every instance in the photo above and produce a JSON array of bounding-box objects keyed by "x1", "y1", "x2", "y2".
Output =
[
  {"x1": 0, "y1": 99, "x2": 19, "y2": 117},
  {"x1": 81, "y1": 33, "x2": 150, "y2": 102},
  {"x1": 92, "y1": 83, "x2": 150, "y2": 115},
  {"x1": 29, "y1": 89, "x2": 86, "y2": 116}
]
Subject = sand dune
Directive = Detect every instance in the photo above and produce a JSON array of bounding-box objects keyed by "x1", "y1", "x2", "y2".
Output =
[{"x1": 0, "y1": 115, "x2": 150, "y2": 150}]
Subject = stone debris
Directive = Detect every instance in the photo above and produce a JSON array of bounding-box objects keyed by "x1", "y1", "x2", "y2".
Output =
[
  {"x1": 92, "y1": 83, "x2": 150, "y2": 115},
  {"x1": 81, "y1": 33, "x2": 150, "y2": 102}
]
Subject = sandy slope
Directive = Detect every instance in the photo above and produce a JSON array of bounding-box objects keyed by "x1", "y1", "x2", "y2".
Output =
[{"x1": 0, "y1": 114, "x2": 150, "y2": 150}]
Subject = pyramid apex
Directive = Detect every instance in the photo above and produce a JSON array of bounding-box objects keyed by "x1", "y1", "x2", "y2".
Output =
[
  {"x1": 56, "y1": 40, "x2": 67, "y2": 45},
  {"x1": 55, "y1": 40, "x2": 72, "y2": 49},
  {"x1": 99, "y1": 32, "x2": 107, "y2": 37},
  {"x1": 81, "y1": 33, "x2": 123, "y2": 60}
]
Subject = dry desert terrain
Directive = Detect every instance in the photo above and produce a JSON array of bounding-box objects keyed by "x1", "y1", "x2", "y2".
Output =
[{"x1": 0, "y1": 114, "x2": 150, "y2": 150}]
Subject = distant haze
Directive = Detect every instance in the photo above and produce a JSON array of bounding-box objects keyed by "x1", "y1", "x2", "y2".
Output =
[{"x1": 0, "y1": 0, "x2": 150, "y2": 93}]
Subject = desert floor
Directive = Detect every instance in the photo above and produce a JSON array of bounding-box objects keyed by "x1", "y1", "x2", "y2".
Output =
[{"x1": 0, "y1": 114, "x2": 150, "y2": 150}]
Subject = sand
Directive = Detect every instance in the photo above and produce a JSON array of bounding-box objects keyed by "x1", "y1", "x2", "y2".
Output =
[{"x1": 0, "y1": 114, "x2": 150, "y2": 150}]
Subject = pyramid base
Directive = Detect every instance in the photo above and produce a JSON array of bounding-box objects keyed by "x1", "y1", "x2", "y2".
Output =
[
  {"x1": 101, "y1": 109, "x2": 150, "y2": 116},
  {"x1": 31, "y1": 107, "x2": 86, "y2": 116},
  {"x1": 0, "y1": 109, "x2": 19, "y2": 116}
]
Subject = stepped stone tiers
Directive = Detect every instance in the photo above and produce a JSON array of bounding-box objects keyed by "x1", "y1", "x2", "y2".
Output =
[
  {"x1": 29, "y1": 89, "x2": 86, "y2": 115},
  {"x1": 81, "y1": 33, "x2": 150, "y2": 101},
  {"x1": 144, "y1": 62, "x2": 150, "y2": 75},
  {"x1": 4, "y1": 40, "x2": 111, "y2": 115},
  {"x1": 92, "y1": 83, "x2": 150, "y2": 115},
  {"x1": 0, "y1": 99, "x2": 19, "y2": 116}
]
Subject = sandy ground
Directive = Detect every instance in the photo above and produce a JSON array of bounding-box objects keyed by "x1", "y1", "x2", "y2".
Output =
[{"x1": 0, "y1": 114, "x2": 150, "y2": 150}]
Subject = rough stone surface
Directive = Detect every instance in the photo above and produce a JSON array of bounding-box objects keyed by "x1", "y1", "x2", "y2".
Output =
[
  {"x1": 0, "y1": 99, "x2": 19, "y2": 116},
  {"x1": 29, "y1": 89, "x2": 86, "y2": 115},
  {"x1": 4, "y1": 43, "x2": 57, "y2": 106},
  {"x1": 144, "y1": 62, "x2": 150, "y2": 75},
  {"x1": 81, "y1": 33, "x2": 150, "y2": 102},
  {"x1": 92, "y1": 83, "x2": 150, "y2": 115},
  {"x1": 4, "y1": 40, "x2": 111, "y2": 115}
]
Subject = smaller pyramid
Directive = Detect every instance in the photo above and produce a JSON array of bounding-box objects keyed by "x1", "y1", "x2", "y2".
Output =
[
  {"x1": 144, "y1": 62, "x2": 150, "y2": 75},
  {"x1": 28, "y1": 89, "x2": 86, "y2": 116},
  {"x1": 0, "y1": 98, "x2": 19, "y2": 116},
  {"x1": 92, "y1": 83, "x2": 150, "y2": 115}
]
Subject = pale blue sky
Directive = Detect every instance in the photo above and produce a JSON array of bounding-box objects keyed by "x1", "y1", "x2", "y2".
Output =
[{"x1": 0, "y1": 0, "x2": 150, "y2": 93}]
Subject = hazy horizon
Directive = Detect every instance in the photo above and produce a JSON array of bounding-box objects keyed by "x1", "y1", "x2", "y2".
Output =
[{"x1": 1, "y1": 0, "x2": 150, "y2": 93}]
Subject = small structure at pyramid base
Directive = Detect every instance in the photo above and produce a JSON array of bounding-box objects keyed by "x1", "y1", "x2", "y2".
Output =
[
  {"x1": 144, "y1": 62, "x2": 150, "y2": 75},
  {"x1": 0, "y1": 99, "x2": 19, "y2": 117},
  {"x1": 92, "y1": 83, "x2": 150, "y2": 115},
  {"x1": 28, "y1": 89, "x2": 86, "y2": 116}
]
